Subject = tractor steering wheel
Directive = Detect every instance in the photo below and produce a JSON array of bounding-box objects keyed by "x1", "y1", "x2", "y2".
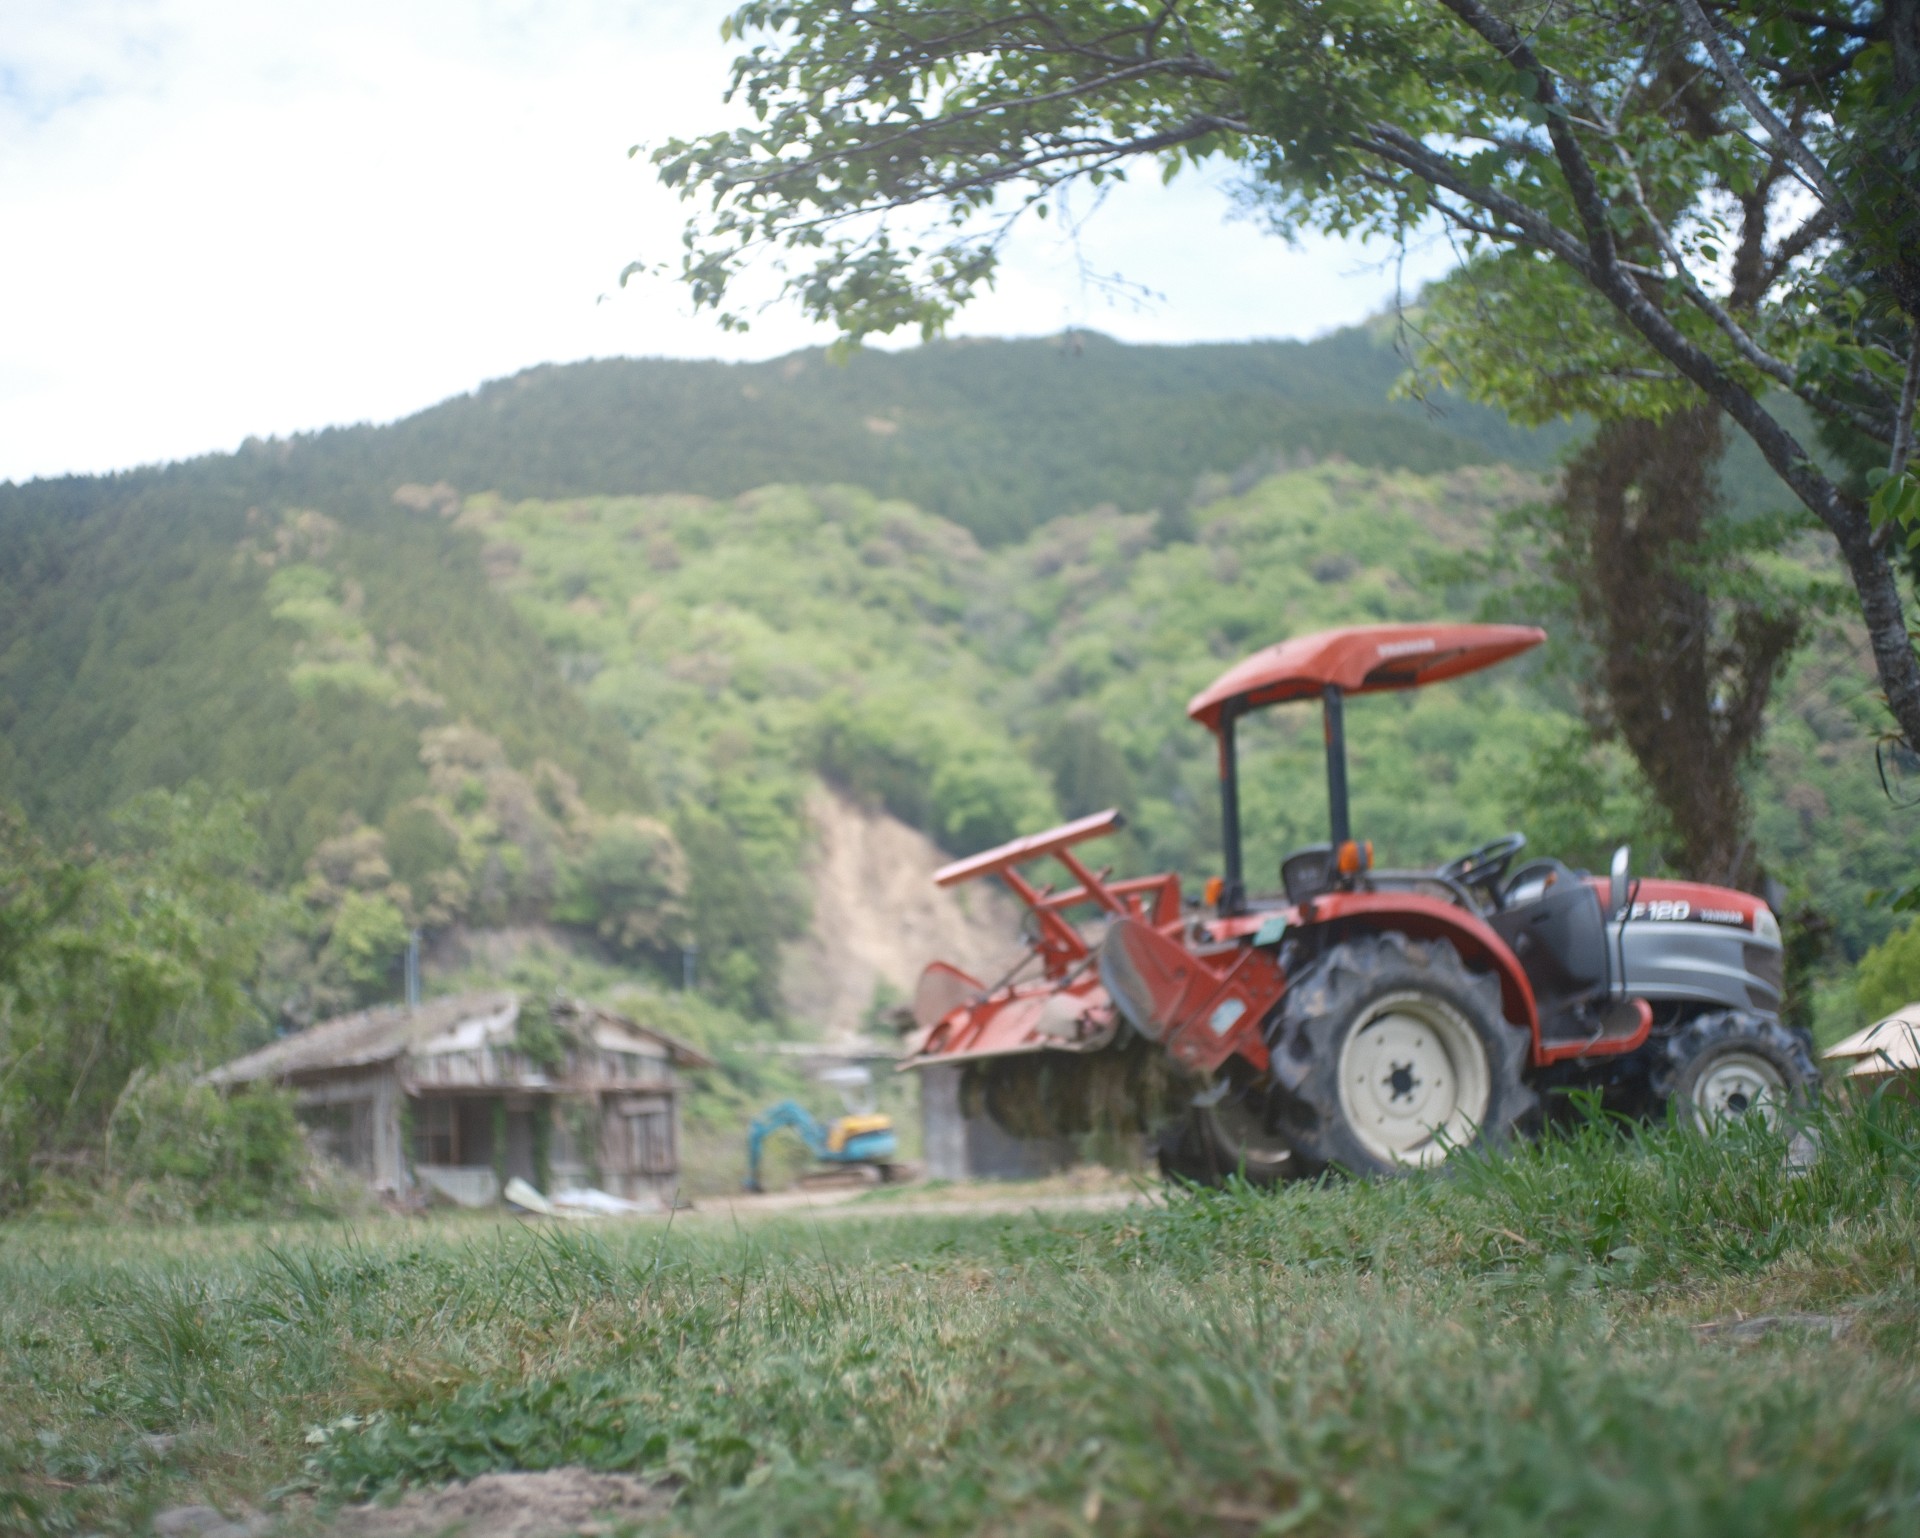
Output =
[{"x1": 1438, "y1": 833, "x2": 1527, "y2": 898}]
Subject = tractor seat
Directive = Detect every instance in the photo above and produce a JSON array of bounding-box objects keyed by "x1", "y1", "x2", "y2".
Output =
[
  {"x1": 1489, "y1": 858, "x2": 1609, "y2": 998},
  {"x1": 1281, "y1": 843, "x2": 1337, "y2": 904},
  {"x1": 1501, "y1": 858, "x2": 1574, "y2": 909}
]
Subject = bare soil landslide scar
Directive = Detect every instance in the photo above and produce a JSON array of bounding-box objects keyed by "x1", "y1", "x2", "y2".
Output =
[{"x1": 902, "y1": 623, "x2": 1816, "y2": 1181}]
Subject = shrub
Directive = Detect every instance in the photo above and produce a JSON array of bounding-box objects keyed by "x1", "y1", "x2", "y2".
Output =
[
  {"x1": 554, "y1": 815, "x2": 690, "y2": 956},
  {"x1": 1855, "y1": 916, "x2": 1920, "y2": 1022},
  {"x1": 104, "y1": 1070, "x2": 318, "y2": 1219},
  {"x1": 0, "y1": 790, "x2": 280, "y2": 1214},
  {"x1": 813, "y1": 689, "x2": 1057, "y2": 853},
  {"x1": 320, "y1": 890, "x2": 411, "y2": 999}
]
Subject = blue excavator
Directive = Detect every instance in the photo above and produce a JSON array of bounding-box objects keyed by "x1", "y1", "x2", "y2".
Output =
[{"x1": 743, "y1": 1066, "x2": 901, "y2": 1191}]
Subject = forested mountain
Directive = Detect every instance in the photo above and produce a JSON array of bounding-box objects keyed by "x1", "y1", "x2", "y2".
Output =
[
  {"x1": 2, "y1": 324, "x2": 1526, "y2": 855},
  {"x1": 4, "y1": 325, "x2": 1562, "y2": 550},
  {"x1": 0, "y1": 323, "x2": 1902, "y2": 1046},
  {"x1": 343, "y1": 328, "x2": 1563, "y2": 544},
  {"x1": 0, "y1": 474, "x2": 647, "y2": 877}
]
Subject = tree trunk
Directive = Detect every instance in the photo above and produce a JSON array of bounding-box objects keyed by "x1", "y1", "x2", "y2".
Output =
[{"x1": 1556, "y1": 408, "x2": 1802, "y2": 887}]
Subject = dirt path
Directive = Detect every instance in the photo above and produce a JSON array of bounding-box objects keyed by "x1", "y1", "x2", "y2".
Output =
[{"x1": 688, "y1": 1185, "x2": 1161, "y2": 1223}]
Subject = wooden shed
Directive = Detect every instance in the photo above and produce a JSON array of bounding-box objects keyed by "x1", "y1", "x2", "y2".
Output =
[{"x1": 205, "y1": 991, "x2": 712, "y2": 1206}]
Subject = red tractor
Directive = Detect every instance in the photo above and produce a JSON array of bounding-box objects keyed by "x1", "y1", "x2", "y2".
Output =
[{"x1": 903, "y1": 622, "x2": 1818, "y2": 1181}]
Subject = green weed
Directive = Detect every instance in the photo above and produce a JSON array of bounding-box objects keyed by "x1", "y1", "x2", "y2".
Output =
[{"x1": 5, "y1": 1094, "x2": 1920, "y2": 1534}]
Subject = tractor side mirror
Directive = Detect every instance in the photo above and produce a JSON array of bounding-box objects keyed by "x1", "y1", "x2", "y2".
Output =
[{"x1": 1609, "y1": 845, "x2": 1631, "y2": 917}]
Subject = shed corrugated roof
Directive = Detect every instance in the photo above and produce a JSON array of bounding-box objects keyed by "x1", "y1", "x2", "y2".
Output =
[
  {"x1": 576, "y1": 1003, "x2": 714, "y2": 1071},
  {"x1": 205, "y1": 991, "x2": 713, "y2": 1085}
]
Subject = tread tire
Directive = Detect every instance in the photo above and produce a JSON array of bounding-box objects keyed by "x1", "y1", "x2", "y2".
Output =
[
  {"x1": 1270, "y1": 932, "x2": 1535, "y2": 1177},
  {"x1": 1655, "y1": 1010, "x2": 1820, "y2": 1130},
  {"x1": 1154, "y1": 1103, "x2": 1295, "y2": 1188}
]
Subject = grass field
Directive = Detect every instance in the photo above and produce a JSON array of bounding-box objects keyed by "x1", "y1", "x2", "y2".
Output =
[{"x1": 7, "y1": 1095, "x2": 1920, "y2": 1537}]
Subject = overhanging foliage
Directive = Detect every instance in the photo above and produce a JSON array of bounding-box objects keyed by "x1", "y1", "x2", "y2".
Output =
[{"x1": 653, "y1": 0, "x2": 1920, "y2": 748}]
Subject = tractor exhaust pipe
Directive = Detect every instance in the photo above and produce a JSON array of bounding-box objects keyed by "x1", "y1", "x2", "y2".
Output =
[{"x1": 1218, "y1": 706, "x2": 1244, "y2": 915}]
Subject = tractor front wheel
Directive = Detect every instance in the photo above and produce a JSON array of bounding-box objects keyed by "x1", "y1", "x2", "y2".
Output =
[
  {"x1": 1272, "y1": 933, "x2": 1535, "y2": 1177},
  {"x1": 1656, "y1": 1010, "x2": 1819, "y2": 1132}
]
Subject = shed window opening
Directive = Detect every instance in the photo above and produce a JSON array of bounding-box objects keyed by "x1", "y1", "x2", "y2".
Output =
[{"x1": 413, "y1": 1097, "x2": 459, "y2": 1166}]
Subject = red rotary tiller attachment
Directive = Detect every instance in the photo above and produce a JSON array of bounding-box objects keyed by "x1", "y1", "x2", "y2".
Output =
[{"x1": 900, "y1": 810, "x2": 1182, "y2": 1069}]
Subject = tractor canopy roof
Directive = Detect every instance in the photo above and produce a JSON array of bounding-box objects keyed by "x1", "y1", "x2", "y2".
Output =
[{"x1": 1187, "y1": 622, "x2": 1546, "y2": 730}]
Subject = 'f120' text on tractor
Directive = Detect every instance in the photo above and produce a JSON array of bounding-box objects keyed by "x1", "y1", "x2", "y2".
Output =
[{"x1": 902, "y1": 622, "x2": 1818, "y2": 1181}]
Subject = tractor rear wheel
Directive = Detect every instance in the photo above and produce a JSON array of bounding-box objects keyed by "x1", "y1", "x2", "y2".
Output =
[
  {"x1": 1271, "y1": 933, "x2": 1534, "y2": 1177},
  {"x1": 1155, "y1": 1097, "x2": 1295, "y2": 1187},
  {"x1": 1656, "y1": 1010, "x2": 1819, "y2": 1132}
]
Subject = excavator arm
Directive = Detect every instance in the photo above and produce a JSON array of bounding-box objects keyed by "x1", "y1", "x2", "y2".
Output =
[{"x1": 743, "y1": 1100, "x2": 829, "y2": 1192}]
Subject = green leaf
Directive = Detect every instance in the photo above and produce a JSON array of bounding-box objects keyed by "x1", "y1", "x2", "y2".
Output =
[{"x1": 1871, "y1": 473, "x2": 1920, "y2": 529}]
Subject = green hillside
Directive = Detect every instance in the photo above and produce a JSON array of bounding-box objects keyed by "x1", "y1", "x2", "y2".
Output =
[
  {"x1": 0, "y1": 477, "x2": 646, "y2": 880},
  {"x1": 476, "y1": 461, "x2": 1907, "y2": 960},
  {"x1": 0, "y1": 326, "x2": 1906, "y2": 1044}
]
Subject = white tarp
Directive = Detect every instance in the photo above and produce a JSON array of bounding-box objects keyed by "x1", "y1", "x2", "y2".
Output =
[
  {"x1": 502, "y1": 1178, "x2": 664, "y2": 1217},
  {"x1": 502, "y1": 1176, "x2": 554, "y2": 1215},
  {"x1": 419, "y1": 1166, "x2": 501, "y2": 1208},
  {"x1": 550, "y1": 1186, "x2": 664, "y2": 1216}
]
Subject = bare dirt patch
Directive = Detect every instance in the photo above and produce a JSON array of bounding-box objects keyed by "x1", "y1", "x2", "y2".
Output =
[
  {"x1": 315, "y1": 1469, "x2": 668, "y2": 1538},
  {"x1": 779, "y1": 786, "x2": 1024, "y2": 1034}
]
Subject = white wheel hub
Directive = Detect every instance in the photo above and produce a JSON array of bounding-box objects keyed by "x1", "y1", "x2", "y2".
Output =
[
  {"x1": 1336, "y1": 990, "x2": 1492, "y2": 1167},
  {"x1": 1691, "y1": 1050, "x2": 1787, "y2": 1128}
]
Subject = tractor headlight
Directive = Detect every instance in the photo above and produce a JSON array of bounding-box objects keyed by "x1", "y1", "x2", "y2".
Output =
[{"x1": 1752, "y1": 906, "x2": 1781, "y2": 945}]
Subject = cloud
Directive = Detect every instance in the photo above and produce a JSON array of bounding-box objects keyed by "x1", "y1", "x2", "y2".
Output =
[{"x1": 0, "y1": 0, "x2": 1452, "y2": 482}]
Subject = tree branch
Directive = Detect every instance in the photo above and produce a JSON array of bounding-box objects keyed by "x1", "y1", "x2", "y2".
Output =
[
  {"x1": 1436, "y1": 0, "x2": 1620, "y2": 276},
  {"x1": 705, "y1": 108, "x2": 1244, "y2": 214},
  {"x1": 1618, "y1": 156, "x2": 1795, "y2": 385},
  {"x1": 1895, "y1": 330, "x2": 1920, "y2": 482},
  {"x1": 1673, "y1": 0, "x2": 1853, "y2": 216},
  {"x1": 1761, "y1": 206, "x2": 1836, "y2": 287},
  {"x1": 1615, "y1": 157, "x2": 1896, "y2": 442},
  {"x1": 1776, "y1": 7, "x2": 1886, "y2": 41},
  {"x1": 1362, "y1": 123, "x2": 1596, "y2": 276},
  {"x1": 1752, "y1": 41, "x2": 1869, "y2": 87}
]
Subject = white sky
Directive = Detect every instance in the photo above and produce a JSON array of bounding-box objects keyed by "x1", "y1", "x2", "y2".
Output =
[{"x1": 0, "y1": 0, "x2": 1454, "y2": 484}]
